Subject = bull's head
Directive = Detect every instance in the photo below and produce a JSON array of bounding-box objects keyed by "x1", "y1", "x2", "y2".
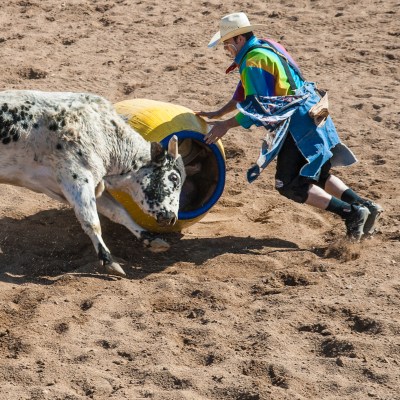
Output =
[{"x1": 129, "y1": 136, "x2": 186, "y2": 226}]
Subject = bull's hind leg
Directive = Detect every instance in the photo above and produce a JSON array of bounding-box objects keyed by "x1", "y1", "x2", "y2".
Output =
[{"x1": 58, "y1": 171, "x2": 126, "y2": 276}]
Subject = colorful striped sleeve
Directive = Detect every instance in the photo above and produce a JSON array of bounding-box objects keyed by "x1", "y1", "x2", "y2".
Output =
[
  {"x1": 235, "y1": 49, "x2": 295, "y2": 128},
  {"x1": 232, "y1": 81, "x2": 245, "y2": 102}
]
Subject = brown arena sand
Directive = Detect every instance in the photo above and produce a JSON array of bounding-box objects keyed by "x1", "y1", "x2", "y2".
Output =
[{"x1": 0, "y1": 1, "x2": 399, "y2": 399}]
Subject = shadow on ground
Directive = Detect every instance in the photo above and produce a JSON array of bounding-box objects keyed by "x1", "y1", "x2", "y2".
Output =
[{"x1": 0, "y1": 209, "x2": 302, "y2": 283}]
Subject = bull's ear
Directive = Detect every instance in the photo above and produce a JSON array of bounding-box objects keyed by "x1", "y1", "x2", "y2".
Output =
[
  {"x1": 150, "y1": 141, "x2": 166, "y2": 163},
  {"x1": 167, "y1": 135, "x2": 179, "y2": 160}
]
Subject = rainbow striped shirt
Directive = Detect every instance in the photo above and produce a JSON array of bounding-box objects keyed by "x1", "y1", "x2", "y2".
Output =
[{"x1": 233, "y1": 36, "x2": 304, "y2": 128}]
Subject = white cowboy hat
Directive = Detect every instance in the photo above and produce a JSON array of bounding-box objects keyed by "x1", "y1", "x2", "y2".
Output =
[{"x1": 208, "y1": 12, "x2": 266, "y2": 48}]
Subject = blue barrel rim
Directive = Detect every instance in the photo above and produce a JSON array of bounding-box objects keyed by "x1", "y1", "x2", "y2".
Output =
[{"x1": 160, "y1": 130, "x2": 226, "y2": 220}]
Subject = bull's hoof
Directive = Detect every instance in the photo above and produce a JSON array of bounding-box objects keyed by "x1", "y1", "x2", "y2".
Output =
[
  {"x1": 105, "y1": 262, "x2": 126, "y2": 277},
  {"x1": 141, "y1": 232, "x2": 170, "y2": 253},
  {"x1": 148, "y1": 238, "x2": 170, "y2": 253}
]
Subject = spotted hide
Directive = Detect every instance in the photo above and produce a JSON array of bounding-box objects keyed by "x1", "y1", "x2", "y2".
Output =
[{"x1": 0, "y1": 90, "x2": 186, "y2": 276}]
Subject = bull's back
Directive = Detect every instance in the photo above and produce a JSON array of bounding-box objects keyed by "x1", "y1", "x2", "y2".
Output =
[
  {"x1": 0, "y1": 90, "x2": 113, "y2": 193},
  {"x1": 0, "y1": 89, "x2": 112, "y2": 140}
]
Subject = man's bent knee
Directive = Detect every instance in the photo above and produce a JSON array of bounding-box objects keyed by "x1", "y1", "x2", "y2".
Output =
[
  {"x1": 314, "y1": 173, "x2": 331, "y2": 190},
  {"x1": 275, "y1": 179, "x2": 309, "y2": 203}
]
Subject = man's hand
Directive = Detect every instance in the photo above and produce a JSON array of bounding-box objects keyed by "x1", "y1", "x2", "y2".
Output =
[
  {"x1": 204, "y1": 115, "x2": 240, "y2": 144},
  {"x1": 204, "y1": 120, "x2": 230, "y2": 144},
  {"x1": 195, "y1": 110, "x2": 221, "y2": 120},
  {"x1": 196, "y1": 99, "x2": 239, "y2": 121}
]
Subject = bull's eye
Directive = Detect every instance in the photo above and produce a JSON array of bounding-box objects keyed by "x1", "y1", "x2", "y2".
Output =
[{"x1": 168, "y1": 172, "x2": 180, "y2": 188}]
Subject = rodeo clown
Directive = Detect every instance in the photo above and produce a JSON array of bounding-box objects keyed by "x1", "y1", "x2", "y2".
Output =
[{"x1": 197, "y1": 12, "x2": 382, "y2": 241}]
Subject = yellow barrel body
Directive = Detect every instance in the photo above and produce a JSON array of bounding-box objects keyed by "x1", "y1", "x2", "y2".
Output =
[{"x1": 110, "y1": 99, "x2": 226, "y2": 233}]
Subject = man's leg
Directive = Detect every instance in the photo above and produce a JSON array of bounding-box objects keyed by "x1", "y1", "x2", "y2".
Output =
[
  {"x1": 305, "y1": 183, "x2": 369, "y2": 241},
  {"x1": 306, "y1": 164, "x2": 354, "y2": 217},
  {"x1": 323, "y1": 175, "x2": 383, "y2": 236},
  {"x1": 275, "y1": 134, "x2": 369, "y2": 241}
]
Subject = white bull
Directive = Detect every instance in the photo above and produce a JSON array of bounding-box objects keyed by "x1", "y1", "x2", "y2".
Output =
[{"x1": 0, "y1": 90, "x2": 186, "y2": 276}]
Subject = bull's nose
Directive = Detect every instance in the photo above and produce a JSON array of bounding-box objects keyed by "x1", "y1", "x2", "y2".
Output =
[{"x1": 156, "y1": 211, "x2": 177, "y2": 226}]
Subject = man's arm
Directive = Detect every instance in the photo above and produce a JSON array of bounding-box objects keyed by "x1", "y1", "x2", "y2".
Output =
[{"x1": 196, "y1": 98, "x2": 238, "y2": 120}]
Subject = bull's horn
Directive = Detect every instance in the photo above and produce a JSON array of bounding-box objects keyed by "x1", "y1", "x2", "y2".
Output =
[{"x1": 168, "y1": 135, "x2": 179, "y2": 160}]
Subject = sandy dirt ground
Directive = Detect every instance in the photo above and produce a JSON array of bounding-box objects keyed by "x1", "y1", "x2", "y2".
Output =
[{"x1": 0, "y1": 1, "x2": 399, "y2": 399}]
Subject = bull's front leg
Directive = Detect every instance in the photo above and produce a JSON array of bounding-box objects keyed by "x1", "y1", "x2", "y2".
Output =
[
  {"x1": 58, "y1": 172, "x2": 126, "y2": 277},
  {"x1": 96, "y1": 191, "x2": 170, "y2": 253}
]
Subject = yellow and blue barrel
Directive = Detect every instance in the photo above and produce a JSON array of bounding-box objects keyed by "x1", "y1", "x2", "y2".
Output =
[{"x1": 110, "y1": 99, "x2": 226, "y2": 232}]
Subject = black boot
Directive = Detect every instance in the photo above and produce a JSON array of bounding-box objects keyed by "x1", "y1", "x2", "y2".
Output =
[
  {"x1": 344, "y1": 204, "x2": 370, "y2": 242},
  {"x1": 361, "y1": 200, "x2": 383, "y2": 236}
]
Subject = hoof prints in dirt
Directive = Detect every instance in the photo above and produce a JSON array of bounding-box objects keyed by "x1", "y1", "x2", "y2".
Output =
[
  {"x1": 320, "y1": 338, "x2": 356, "y2": 358},
  {"x1": 279, "y1": 273, "x2": 310, "y2": 286},
  {"x1": 343, "y1": 310, "x2": 383, "y2": 334},
  {"x1": 96, "y1": 339, "x2": 119, "y2": 350},
  {"x1": 267, "y1": 364, "x2": 289, "y2": 389},
  {"x1": 298, "y1": 323, "x2": 332, "y2": 336},
  {"x1": 250, "y1": 273, "x2": 311, "y2": 298},
  {"x1": 80, "y1": 299, "x2": 94, "y2": 311},
  {"x1": 151, "y1": 369, "x2": 192, "y2": 390},
  {"x1": 117, "y1": 350, "x2": 134, "y2": 362},
  {"x1": 350, "y1": 316, "x2": 382, "y2": 334},
  {"x1": 0, "y1": 331, "x2": 31, "y2": 359},
  {"x1": 187, "y1": 308, "x2": 205, "y2": 319},
  {"x1": 242, "y1": 360, "x2": 289, "y2": 389},
  {"x1": 363, "y1": 368, "x2": 390, "y2": 384},
  {"x1": 204, "y1": 353, "x2": 222, "y2": 366},
  {"x1": 54, "y1": 322, "x2": 69, "y2": 334},
  {"x1": 224, "y1": 145, "x2": 245, "y2": 160},
  {"x1": 17, "y1": 66, "x2": 48, "y2": 80}
]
